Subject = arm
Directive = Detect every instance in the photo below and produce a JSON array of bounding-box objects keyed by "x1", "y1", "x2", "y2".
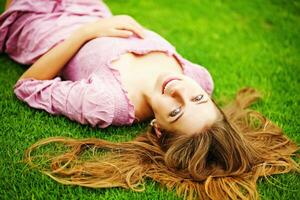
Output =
[
  {"x1": 18, "y1": 30, "x2": 88, "y2": 81},
  {"x1": 14, "y1": 15, "x2": 145, "y2": 127},
  {"x1": 18, "y1": 15, "x2": 145, "y2": 81},
  {"x1": 14, "y1": 74, "x2": 115, "y2": 128}
]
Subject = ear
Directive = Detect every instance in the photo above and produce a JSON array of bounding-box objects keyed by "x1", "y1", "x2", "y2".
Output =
[
  {"x1": 154, "y1": 126, "x2": 162, "y2": 138},
  {"x1": 151, "y1": 119, "x2": 162, "y2": 138}
]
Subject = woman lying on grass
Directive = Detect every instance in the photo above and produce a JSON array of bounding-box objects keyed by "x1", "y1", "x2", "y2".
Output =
[{"x1": 1, "y1": 0, "x2": 299, "y2": 199}]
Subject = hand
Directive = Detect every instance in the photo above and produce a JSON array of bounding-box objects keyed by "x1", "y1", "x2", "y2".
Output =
[{"x1": 80, "y1": 15, "x2": 146, "y2": 40}]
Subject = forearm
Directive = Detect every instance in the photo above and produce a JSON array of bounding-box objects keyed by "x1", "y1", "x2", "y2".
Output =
[
  {"x1": 17, "y1": 15, "x2": 145, "y2": 81},
  {"x1": 18, "y1": 29, "x2": 89, "y2": 81}
]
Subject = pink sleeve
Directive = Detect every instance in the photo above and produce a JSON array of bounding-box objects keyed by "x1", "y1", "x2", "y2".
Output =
[{"x1": 13, "y1": 74, "x2": 115, "y2": 128}]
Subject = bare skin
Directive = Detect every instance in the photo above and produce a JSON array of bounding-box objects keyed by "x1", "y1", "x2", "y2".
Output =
[
  {"x1": 112, "y1": 52, "x2": 219, "y2": 135},
  {"x1": 111, "y1": 51, "x2": 184, "y2": 122},
  {"x1": 6, "y1": 1, "x2": 219, "y2": 133}
]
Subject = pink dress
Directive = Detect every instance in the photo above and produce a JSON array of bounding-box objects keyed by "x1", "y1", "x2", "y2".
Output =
[{"x1": 0, "y1": 0, "x2": 214, "y2": 128}]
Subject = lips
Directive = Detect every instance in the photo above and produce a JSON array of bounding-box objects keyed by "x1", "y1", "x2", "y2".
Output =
[{"x1": 162, "y1": 77, "x2": 181, "y2": 94}]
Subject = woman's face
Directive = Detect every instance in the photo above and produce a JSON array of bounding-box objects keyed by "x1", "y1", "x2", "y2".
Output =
[{"x1": 149, "y1": 73, "x2": 219, "y2": 135}]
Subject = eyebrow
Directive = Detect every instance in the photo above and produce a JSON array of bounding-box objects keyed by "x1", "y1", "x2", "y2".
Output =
[{"x1": 170, "y1": 100, "x2": 209, "y2": 124}]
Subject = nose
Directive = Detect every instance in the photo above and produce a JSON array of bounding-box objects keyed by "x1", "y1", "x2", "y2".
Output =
[{"x1": 169, "y1": 85, "x2": 187, "y2": 103}]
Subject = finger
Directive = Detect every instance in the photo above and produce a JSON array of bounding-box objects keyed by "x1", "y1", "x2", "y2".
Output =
[
  {"x1": 110, "y1": 29, "x2": 133, "y2": 38},
  {"x1": 129, "y1": 21, "x2": 146, "y2": 38},
  {"x1": 128, "y1": 19, "x2": 145, "y2": 32},
  {"x1": 118, "y1": 23, "x2": 145, "y2": 39},
  {"x1": 119, "y1": 15, "x2": 144, "y2": 31}
]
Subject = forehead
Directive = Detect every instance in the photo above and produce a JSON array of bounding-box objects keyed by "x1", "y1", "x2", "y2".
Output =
[{"x1": 168, "y1": 100, "x2": 219, "y2": 135}]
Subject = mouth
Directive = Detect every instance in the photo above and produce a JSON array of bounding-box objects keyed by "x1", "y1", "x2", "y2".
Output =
[{"x1": 162, "y1": 77, "x2": 181, "y2": 94}]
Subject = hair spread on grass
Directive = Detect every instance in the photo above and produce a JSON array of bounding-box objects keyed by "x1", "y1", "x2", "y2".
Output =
[{"x1": 25, "y1": 88, "x2": 299, "y2": 200}]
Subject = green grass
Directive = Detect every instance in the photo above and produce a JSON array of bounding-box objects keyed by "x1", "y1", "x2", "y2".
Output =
[{"x1": 0, "y1": 0, "x2": 299, "y2": 199}]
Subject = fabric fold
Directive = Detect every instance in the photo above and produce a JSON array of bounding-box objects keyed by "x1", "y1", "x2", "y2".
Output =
[
  {"x1": 14, "y1": 75, "x2": 115, "y2": 128},
  {"x1": 4, "y1": 0, "x2": 214, "y2": 128}
]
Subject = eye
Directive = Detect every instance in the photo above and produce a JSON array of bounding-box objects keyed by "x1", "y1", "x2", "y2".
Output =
[
  {"x1": 192, "y1": 94, "x2": 204, "y2": 102},
  {"x1": 169, "y1": 107, "x2": 181, "y2": 117}
]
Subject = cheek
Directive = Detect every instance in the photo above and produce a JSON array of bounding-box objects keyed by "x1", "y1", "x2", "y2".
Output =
[
  {"x1": 185, "y1": 78, "x2": 206, "y2": 92},
  {"x1": 153, "y1": 101, "x2": 169, "y2": 115},
  {"x1": 152, "y1": 96, "x2": 172, "y2": 117}
]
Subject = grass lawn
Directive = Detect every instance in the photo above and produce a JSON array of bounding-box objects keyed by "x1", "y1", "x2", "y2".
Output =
[{"x1": 0, "y1": 0, "x2": 299, "y2": 199}]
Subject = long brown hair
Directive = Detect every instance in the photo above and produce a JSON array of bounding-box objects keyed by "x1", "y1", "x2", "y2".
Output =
[{"x1": 25, "y1": 88, "x2": 299, "y2": 200}]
